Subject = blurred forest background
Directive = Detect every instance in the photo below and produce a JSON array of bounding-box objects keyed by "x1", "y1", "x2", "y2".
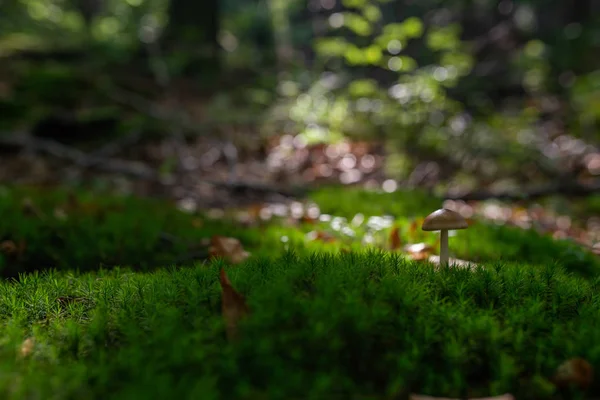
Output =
[{"x1": 1, "y1": 0, "x2": 600, "y2": 210}]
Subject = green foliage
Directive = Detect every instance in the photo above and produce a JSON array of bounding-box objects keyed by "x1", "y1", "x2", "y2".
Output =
[
  {"x1": 275, "y1": 0, "x2": 482, "y2": 178},
  {"x1": 571, "y1": 70, "x2": 600, "y2": 126}
]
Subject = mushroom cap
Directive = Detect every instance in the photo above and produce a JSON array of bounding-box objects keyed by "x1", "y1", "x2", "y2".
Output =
[{"x1": 422, "y1": 208, "x2": 468, "y2": 231}]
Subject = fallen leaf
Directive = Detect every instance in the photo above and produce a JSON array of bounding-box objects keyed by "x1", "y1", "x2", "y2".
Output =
[
  {"x1": 209, "y1": 236, "x2": 250, "y2": 264},
  {"x1": 0, "y1": 240, "x2": 26, "y2": 258},
  {"x1": 411, "y1": 390, "x2": 514, "y2": 400},
  {"x1": 409, "y1": 218, "x2": 424, "y2": 241},
  {"x1": 404, "y1": 242, "x2": 433, "y2": 261},
  {"x1": 19, "y1": 337, "x2": 35, "y2": 358},
  {"x1": 0, "y1": 240, "x2": 17, "y2": 254},
  {"x1": 552, "y1": 357, "x2": 594, "y2": 390},
  {"x1": 389, "y1": 226, "x2": 402, "y2": 250},
  {"x1": 219, "y1": 268, "x2": 249, "y2": 341},
  {"x1": 245, "y1": 203, "x2": 265, "y2": 222},
  {"x1": 306, "y1": 230, "x2": 337, "y2": 243},
  {"x1": 301, "y1": 215, "x2": 318, "y2": 225}
]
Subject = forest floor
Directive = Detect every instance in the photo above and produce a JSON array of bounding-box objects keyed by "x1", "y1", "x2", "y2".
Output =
[{"x1": 0, "y1": 184, "x2": 599, "y2": 399}]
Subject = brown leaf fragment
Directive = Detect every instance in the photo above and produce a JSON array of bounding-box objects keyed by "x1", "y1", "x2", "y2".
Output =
[
  {"x1": 19, "y1": 337, "x2": 35, "y2": 359},
  {"x1": 552, "y1": 357, "x2": 594, "y2": 390},
  {"x1": 0, "y1": 240, "x2": 26, "y2": 258},
  {"x1": 404, "y1": 242, "x2": 433, "y2": 261},
  {"x1": 0, "y1": 240, "x2": 17, "y2": 254},
  {"x1": 409, "y1": 219, "x2": 422, "y2": 241},
  {"x1": 389, "y1": 226, "x2": 402, "y2": 250},
  {"x1": 219, "y1": 268, "x2": 249, "y2": 341},
  {"x1": 209, "y1": 236, "x2": 250, "y2": 264},
  {"x1": 410, "y1": 393, "x2": 515, "y2": 400},
  {"x1": 306, "y1": 230, "x2": 337, "y2": 243}
]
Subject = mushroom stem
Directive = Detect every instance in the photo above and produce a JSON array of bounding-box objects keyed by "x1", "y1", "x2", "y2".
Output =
[{"x1": 439, "y1": 229, "x2": 449, "y2": 266}]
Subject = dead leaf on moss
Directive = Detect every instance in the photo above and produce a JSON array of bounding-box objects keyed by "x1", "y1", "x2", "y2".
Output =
[
  {"x1": 389, "y1": 226, "x2": 402, "y2": 250},
  {"x1": 0, "y1": 240, "x2": 26, "y2": 258},
  {"x1": 409, "y1": 219, "x2": 422, "y2": 241},
  {"x1": 209, "y1": 236, "x2": 250, "y2": 264},
  {"x1": 219, "y1": 268, "x2": 249, "y2": 341},
  {"x1": 306, "y1": 230, "x2": 337, "y2": 243},
  {"x1": 410, "y1": 393, "x2": 514, "y2": 400},
  {"x1": 552, "y1": 357, "x2": 594, "y2": 390},
  {"x1": 19, "y1": 337, "x2": 35, "y2": 359},
  {"x1": 404, "y1": 242, "x2": 433, "y2": 261}
]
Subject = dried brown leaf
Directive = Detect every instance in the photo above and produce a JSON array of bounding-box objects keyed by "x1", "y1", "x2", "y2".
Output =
[
  {"x1": 389, "y1": 226, "x2": 402, "y2": 251},
  {"x1": 409, "y1": 220, "x2": 420, "y2": 241},
  {"x1": 209, "y1": 236, "x2": 250, "y2": 264},
  {"x1": 219, "y1": 268, "x2": 249, "y2": 341},
  {"x1": 0, "y1": 240, "x2": 26, "y2": 258},
  {"x1": 307, "y1": 230, "x2": 337, "y2": 243},
  {"x1": 19, "y1": 337, "x2": 35, "y2": 358},
  {"x1": 404, "y1": 242, "x2": 433, "y2": 261},
  {"x1": 552, "y1": 357, "x2": 594, "y2": 390}
]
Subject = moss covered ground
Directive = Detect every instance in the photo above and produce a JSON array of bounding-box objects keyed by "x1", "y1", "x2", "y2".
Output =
[{"x1": 0, "y1": 185, "x2": 598, "y2": 399}]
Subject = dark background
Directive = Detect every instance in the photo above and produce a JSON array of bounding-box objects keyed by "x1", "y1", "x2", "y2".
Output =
[{"x1": 1, "y1": 0, "x2": 599, "y2": 207}]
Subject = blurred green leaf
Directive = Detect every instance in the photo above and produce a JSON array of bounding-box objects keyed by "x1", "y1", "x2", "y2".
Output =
[
  {"x1": 342, "y1": 12, "x2": 373, "y2": 36},
  {"x1": 401, "y1": 17, "x2": 424, "y2": 38},
  {"x1": 426, "y1": 24, "x2": 461, "y2": 51},
  {"x1": 348, "y1": 79, "x2": 379, "y2": 97},
  {"x1": 342, "y1": 0, "x2": 368, "y2": 9},
  {"x1": 315, "y1": 37, "x2": 350, "y2": 57},
  {"x1": 362, "y1": 5, "x2": 382, "y2": 22}
]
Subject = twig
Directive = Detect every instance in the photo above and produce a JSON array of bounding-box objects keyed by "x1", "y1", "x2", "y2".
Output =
[
  {"x1": 0, "y1": 134, "x2": 157, "y2": 180},
  {"x1": 91, "y1": 129, "x2": 144, "y2": 158},
  {"x1": 204, "y1": 179, "x2": 307, "y2": 198}
]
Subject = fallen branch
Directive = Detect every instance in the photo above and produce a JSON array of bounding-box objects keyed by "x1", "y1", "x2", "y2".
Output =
[
  {"x1": 91, "y1": 129, "x2": 144, "y2": 158},
  {"x1": 0, "y1": 133, "x2": 157, "y2": 180},
  {"x1": 444, "y1": 180, "x2": 600, "y2": 202},
  {"x1": 204, "y1": 179, "x2": 307, "y2": 198},
  {"x1": 0, "y1": 133, "x2": 305, "y2": 198}
]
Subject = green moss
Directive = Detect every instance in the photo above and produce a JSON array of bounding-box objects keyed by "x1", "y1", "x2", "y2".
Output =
[
  {"x1": 0, "y1": 254, "x2": 598, "y2": 398},
  {"x1": 0, "y1": 184, "x2": 599, "y2": 398}
]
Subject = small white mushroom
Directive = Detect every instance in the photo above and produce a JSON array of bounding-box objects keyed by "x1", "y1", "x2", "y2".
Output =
[{"x1": 421, "y1": 209, "x2": 468, "y2": 267}]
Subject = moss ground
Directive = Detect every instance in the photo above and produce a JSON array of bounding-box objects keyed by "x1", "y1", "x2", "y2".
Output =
[{"x1": 0, "y1": 185, "x2": 598, "y2": 399}]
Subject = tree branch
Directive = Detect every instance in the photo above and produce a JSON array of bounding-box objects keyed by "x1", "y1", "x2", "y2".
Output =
[{"x1": 0, "y1": 133, "x2": 303, "y2": 198}]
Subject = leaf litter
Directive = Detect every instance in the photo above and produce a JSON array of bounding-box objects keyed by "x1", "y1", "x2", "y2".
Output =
[{"x1": 219, "y1": 268, "x2": 249, "y2": 341}]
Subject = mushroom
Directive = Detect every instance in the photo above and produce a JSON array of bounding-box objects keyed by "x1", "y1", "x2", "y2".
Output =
[{"x1": 422, "y1": 209, "x2": 468, "y2": 266}]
